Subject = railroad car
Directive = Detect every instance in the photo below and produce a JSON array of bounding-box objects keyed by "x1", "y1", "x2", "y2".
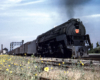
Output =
[
  {"x1": 10, "y1": 18, "x2": 91, "y2": 58},
  {"x1": 14, "y1": 47, "x2": 20, "y2": 55},
  {"x1": 20, "y1": 45, "x2": 24, "y2": 55},
  {"x1": 24, "y1": 42, "x2": 32, "y2": 55},
  {"x1": 19, "y1": 41, "x2": 31, "y2": 55},
  {"x1": 27, "y1": 40, "x2": 36, "y2": 55}
]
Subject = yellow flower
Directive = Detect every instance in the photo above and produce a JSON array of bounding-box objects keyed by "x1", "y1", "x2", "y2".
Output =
[
  {"x1": 58, "y1": 63, "x2": 61, "y2": 66},
  {"x1": 15, "y1": 63, "x2": 18, "y2": 65},
  {"x1": 44, "y1": 67, "x2": 49, "y2": 72},
  {"x1": 8, "y1": 65, "x2": 10, "y2": 67},
  {"x1": 6, "y1": 69, "x2": 9, "y2": 71},
  {"x1": 28, "y1": 67, "x2": 30, "y2": 68},
  {"x1": 35, "y1": 74, "x2": 37, "y2": 76},
  {"x1": 80, "y1": 61, "x2": 84, "y2": 66},
  {"x1": 24, "y1": 53, "x2": 27, "y2": 56},
  {"x1": 41, "y1": 61, "x2": 43, "y2": 63},
  {"x1": 80, "y1": 61, "x2": 82, "y2": 63},
  {"x1": 28, "y1": 61, "x2": 30, "y2": 64},
  {"x1": 67, "y1": 71, "x2": 69, "y2": 73},
  {"x1": 51, "y1": 67, "x2": 53, "y2": 69},
  {"x1": 62, "y1": 62, "x2": 64, "y2": 64},
  {"x1": 82, "y1": 63, "x2": 84, "y2": 66},
  {"x1": 64, "y1": 71, "x2": 66, "y2": 73},
  {"x1": 3, "y1": 60, "x2": 5, "y2": 62},
  {"x1": 35, "y1": 66, "x2": 37, "y2": 68},
  {"x1": 10, "y1": 71, "x2": 12, "y2": 73}
]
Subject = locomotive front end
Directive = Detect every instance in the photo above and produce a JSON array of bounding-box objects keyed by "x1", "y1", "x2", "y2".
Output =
[
  {"x1": 66, "y1": 19, "x2": 91, "y2": 58},
  {"x1": 67, "y1": 35, "x2": 91, "y2": 58}
]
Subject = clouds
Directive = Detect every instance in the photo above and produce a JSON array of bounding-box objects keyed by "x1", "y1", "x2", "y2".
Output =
[
  {"x1": 0, "y1": 10, "x2": 50, "y2": 17},
  {"x1": 0, "y1": 0, "x2": 44, "y2": 10},
  {"x1": 0, "y1": 0, "x2": 21, "y2": 10},
  {"x1": 9, "y1": 0, "x2": 22, "y2": 2},
  {"x1": 20, "y1": 0, "x2": 44, "y2": 5},
  {"x1": 0, "y1": 0, "x2": 100, "y2": 50},
  {"x1": 79, "y1": 14, "x2": 100, "y2": 24},
  {"x1": 84, "y1": 14, "x2": 100, "y2": 18},
  {"x1": 79, "y1": 13, "x2": 100, "y2": 48}
]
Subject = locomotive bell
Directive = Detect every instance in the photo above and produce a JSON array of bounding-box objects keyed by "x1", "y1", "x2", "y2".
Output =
[{"x1": 76, "y1": 18, "x2": 80, "y2": 22}]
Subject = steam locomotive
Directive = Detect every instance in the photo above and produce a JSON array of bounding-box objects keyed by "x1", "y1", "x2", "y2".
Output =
[{"x1": 9, "y1": 18, "x2": 91, "y2": 58}]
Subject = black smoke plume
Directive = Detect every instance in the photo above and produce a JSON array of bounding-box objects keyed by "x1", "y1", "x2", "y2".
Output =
[{"x1": 59, "y1": 0, "x2": 91, "y2": 19}]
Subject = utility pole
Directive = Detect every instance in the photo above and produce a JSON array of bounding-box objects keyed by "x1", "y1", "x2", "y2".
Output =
[{"x1": 1, "y1": 44, "x2": 3, "y2": 54}]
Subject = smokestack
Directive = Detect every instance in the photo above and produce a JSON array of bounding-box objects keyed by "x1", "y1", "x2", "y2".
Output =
[{"x1": 1, "y1": 44, "x2": 3, "y2": 53}]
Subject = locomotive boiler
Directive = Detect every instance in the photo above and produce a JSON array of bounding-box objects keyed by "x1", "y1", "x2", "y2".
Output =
[{"x1": 36, "y1": 18, "x2": 91, "y2": 58}]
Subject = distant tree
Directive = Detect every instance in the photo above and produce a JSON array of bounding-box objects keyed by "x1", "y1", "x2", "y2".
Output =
[
  {"x1": 90, "y1": 43, "x2": 93, "y2": 50},
  {"x1": 88, "y1": 43, "x2": 93, "y2": 53},
  {"x1": 96, "y1": 42, "x2": 99, "y2": 47}
]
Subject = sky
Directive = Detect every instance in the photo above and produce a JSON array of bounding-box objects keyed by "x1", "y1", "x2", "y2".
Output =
[{"x1": 0, "y1": 0, "x2": 100, "y2": 50}]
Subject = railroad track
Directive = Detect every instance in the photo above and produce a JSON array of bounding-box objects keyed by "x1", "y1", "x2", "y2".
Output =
[
  {"x1": 24, "y1": 55, "x2": 100, "y2": 67},
  {"x1": 81, "y1": 57, "x2": 100, "y2": 61},
  {"x1": 16, "y1": 55, "x2": 100, "y2": 71},
  {"x1": 33, "y1": 57, "x2": 100, "y2": 72},
  {"x1": 14, "y1": 53, "x2": 100, "y2": 61}
]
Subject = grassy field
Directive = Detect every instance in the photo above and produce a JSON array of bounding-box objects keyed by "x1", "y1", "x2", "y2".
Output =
[{"x1": 0, "y1": 55, "x2": 100, "y2": 80}]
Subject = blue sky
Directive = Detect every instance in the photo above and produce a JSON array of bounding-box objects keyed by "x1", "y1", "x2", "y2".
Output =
[{"x1": 0, "y1": 0, "x2": 100, "y2": 50}]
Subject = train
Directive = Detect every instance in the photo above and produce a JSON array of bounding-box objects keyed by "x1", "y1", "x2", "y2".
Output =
[{"x1": 9, "y1": 18, "x2": 91, "y2": 58}]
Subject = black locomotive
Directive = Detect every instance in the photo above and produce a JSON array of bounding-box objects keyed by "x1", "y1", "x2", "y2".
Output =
[
  {"x1": 9, "y1": 18, "x2": 91, "y2": 58},
  {"x1": 36, "y1": 18, "x2": 91, "y2": 58}
]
